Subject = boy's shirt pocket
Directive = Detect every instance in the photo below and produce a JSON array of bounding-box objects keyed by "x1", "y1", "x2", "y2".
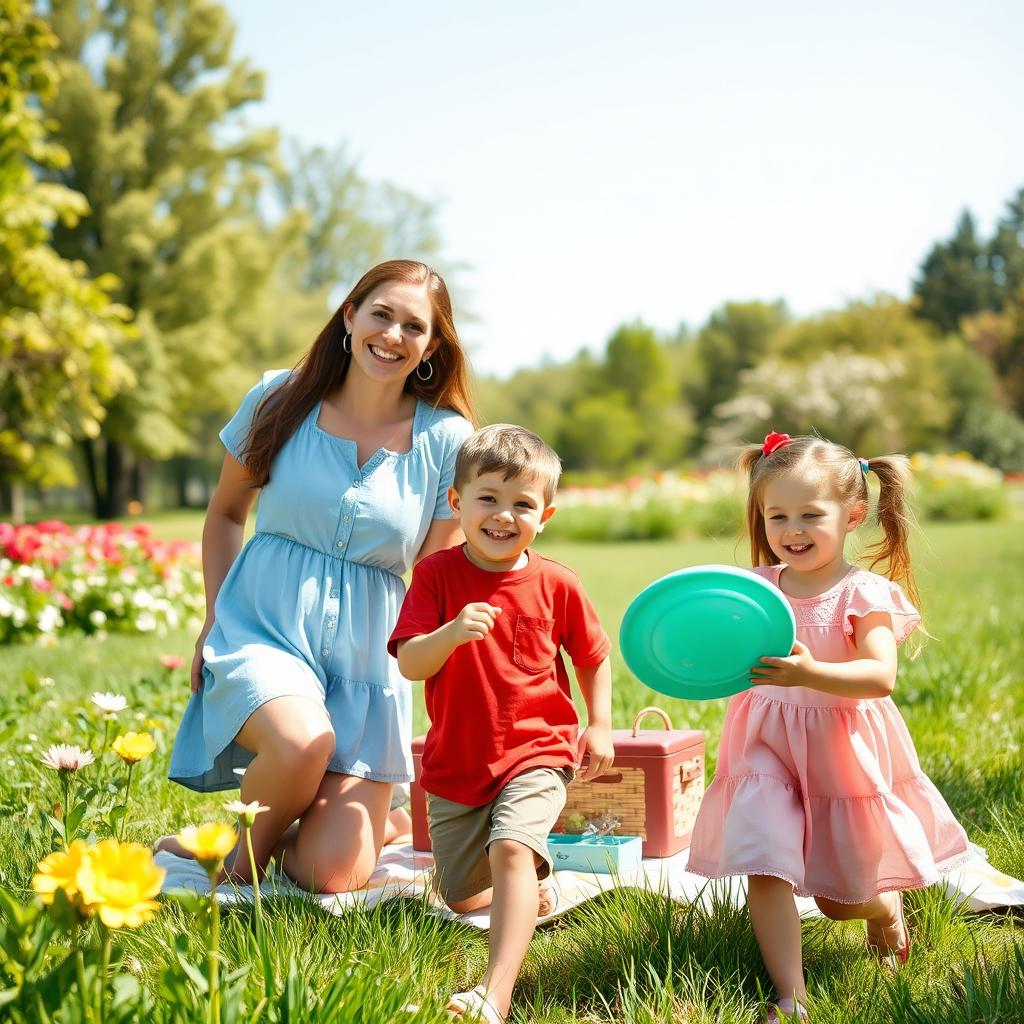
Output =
[{"x1": 512, "y1": 615, "x2": 558, "y2": 673}]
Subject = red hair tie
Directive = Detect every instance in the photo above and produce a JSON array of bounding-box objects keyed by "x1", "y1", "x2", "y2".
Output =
[{"x1": 761, "y1": 431, "x2": 792, "y2": 457}]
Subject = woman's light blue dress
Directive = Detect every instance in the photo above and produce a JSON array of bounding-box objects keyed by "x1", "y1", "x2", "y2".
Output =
[{"x1": 168, "y1": 370, "x2": 473, "y2": 792}]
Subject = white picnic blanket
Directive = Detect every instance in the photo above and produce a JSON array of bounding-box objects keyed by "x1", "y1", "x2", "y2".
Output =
[{"x1": 155, "y1": 841, "x2": 1024, "y2": 928}]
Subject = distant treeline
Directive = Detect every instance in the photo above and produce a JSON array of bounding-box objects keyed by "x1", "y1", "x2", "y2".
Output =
[
  {"x1": 2, "y1": 1, "x2": 1022, "y2": 522},
  {"x1": 478, "y1": 191, "x2": 1024, "y2": 477}
]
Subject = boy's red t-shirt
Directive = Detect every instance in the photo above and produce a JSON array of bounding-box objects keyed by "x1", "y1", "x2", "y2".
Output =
[{"x1": 387, "y1": 545, "x2": 610, "y2": 806}]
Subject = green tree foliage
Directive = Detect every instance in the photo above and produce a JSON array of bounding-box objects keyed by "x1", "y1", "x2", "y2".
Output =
[
  {"x1": 41, "y1": 0, "x2": 294, "y2": 516},
  {"x1": 275, "y1": 141, "x2": 447, "y2": 295},
  {"x1": 914, "y1": 211, "x2": 996, "y2": 333},
  {"x1": 558, "y1": 392, "x2": 644, "y2": 471},
  {"x1": 685, "y1": 300, "x2": 788, "y2": 429},
  {"x1": 960, "y1": 296, "x2": 1024, "y2": 416},
  {"x1": 706, "y1": 297, "x2": 950, "y2": 459},
  {"x1": 990, "y1": 188, "x2": 1024, "y2": 298},
  {"x1": 476, "y1": 322, "x2": 695, "y2": 474},
  {"x1": 914, "y1": 189, "x2": 1024, "y2": 333},
  {"x1": 0, "y1": 0, "x2": 132, "y2": 520}
]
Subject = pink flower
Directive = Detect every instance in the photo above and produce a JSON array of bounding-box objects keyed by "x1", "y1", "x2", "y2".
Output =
[
  {"x1": 40, "y1": 744, "x2": 96, "y2": 772},
  {"x1": 761, "y1": 431, "x2": 793, "y2": 457},
  {"x1": 159, "y1": 655, "x2": 185, "y2": 671}
]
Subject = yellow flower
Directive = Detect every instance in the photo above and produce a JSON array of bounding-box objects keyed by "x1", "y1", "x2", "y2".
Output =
[
  {"x1": 176, "y1": 822, "x2": 237, "y2": 871},
  {"x1": 111, "y1": 732, "x2": 156, "y2": 764},
  {"x1": 32, "y1": 839, "x2": 94, "y2": 907},
  {"x1": 76, "y1": 840, "x2": 164, "y2": 928}
]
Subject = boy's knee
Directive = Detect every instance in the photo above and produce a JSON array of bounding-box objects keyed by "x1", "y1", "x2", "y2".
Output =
[{"x1": 488, "y1": 837, "x2": 540, "y2": 869}]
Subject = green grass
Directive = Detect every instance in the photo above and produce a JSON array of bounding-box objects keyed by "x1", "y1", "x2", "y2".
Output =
[{"x1": 2, "y1": 521, "x2": 1023, "y2": 1022}]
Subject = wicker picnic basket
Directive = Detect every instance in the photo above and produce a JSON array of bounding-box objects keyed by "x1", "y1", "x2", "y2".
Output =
[{"x1": 553, "y1": 707, "x2": 705, "y2": 858}]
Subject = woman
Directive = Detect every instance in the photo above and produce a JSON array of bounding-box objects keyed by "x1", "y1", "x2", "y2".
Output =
[{"x1": 165, "y1": 260, "x2": 476, "y2": 893}]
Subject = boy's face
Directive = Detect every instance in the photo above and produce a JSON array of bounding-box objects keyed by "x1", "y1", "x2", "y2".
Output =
[{"x1": 449, "y1": 470, "x2": 556, "y2": 570}]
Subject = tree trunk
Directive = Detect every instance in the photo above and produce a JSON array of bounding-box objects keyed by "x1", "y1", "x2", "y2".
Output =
[
  {"x1": 174, "y1": 456, "x2": 189, "y2": 508},
  {"x1": 82, "y1": 438, "x2": 105, "y2": 518},
  {"x1": 131, "y1": 456, "x2": 150, "y2": 510},
  {"x1": 9, "y1": 481, "x2": 25, "y2": 524},
  {"x1": 105, "y1": 440, "x2": 128, "y2": 519}
]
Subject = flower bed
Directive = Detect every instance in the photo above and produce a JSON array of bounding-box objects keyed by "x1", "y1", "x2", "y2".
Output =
[
  {"x1": 545, "y1": 471, "x2": 745, "y2": 541},
  {"x1": 545, "y1": 455, "x2": 1009, "y2": 542},
  {"x1": 910, "y1": 453, "x2": 1008, "y2": 521},
  {"x1": 0, "y1": 521, "x2": 204, "y2": 644}
]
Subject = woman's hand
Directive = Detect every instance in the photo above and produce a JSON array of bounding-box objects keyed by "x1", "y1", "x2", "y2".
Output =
[
  {"x1": 750, "y1": 640, "x2": 820, "y2": 688},
  {"x1": 191, "y1": 623, "x2": 213, "y2": 694}
]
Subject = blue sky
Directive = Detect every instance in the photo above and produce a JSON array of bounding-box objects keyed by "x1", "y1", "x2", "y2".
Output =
[{"x1": 224, "y1": 0, "x2": 1023, "y2": 377}]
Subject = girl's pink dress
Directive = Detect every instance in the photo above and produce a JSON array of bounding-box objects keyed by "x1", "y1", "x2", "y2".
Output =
[{"x1": 686, "y1": 564, "x2": 969, "y2": 903}]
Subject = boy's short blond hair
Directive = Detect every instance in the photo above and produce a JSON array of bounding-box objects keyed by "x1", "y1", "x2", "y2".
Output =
[{"x1": 453, "y1": 424, "x2": 562, "y2": 504}]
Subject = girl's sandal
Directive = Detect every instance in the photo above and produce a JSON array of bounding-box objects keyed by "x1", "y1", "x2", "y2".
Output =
[
  {"x1": 866, "y1": 894, "x2": 911, "y2": 967},
  {"x1": 447, "y1": 987, "x2": 504, "y2": 1023},
  {"x1": 763, "y1": 998, "x2": 809, "y2": 1023}
]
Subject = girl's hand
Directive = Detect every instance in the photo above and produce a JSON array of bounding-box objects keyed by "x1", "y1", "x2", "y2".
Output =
[
  {"x1": 449, "y1": 602, "x2": 502, "y2": 645},
  {"x1": 576, "y1": 724, "x2": 614, "y2": 781},
  {"x1": 750, "y1": 640, "x2": 819, "y2": 688},
  {"x1": 191, "y1": 623, "x2": 213, "y2": 694}
]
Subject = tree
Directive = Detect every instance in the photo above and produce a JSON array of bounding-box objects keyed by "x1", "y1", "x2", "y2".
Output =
[
  {"x1": 600, "y1": 321, "x2": 693, "y2": 464},
  {"x1": 686, "y1": 300, "x2": 789, "y2": 429},
  {"x1": 989, "y1": 187, "x2": 1024, "y2": 301},
  {"x1": 275, "y1": 142, "x2": 448, "y2": 295},
  {"x1": 705, "y1": 351, "x2": 947, "y2": 461},
  {"x1": 960, "y1": 293, "x2": 1024, "y2": 416},
  {"x1": 913, "y1": 210, "x2": 998, "y2": 333},
  {"x1": 0, "y1": 0, "x2": 132, "y2": 521},
  {"x1": 558, "y1": 392, "x2": 644, "y2": 472},
  {"x1": 704, "y1": 297, "x2": 952, "y2": 459},
  {"x1": 42, "y1": 0, "x2": 292, "y2": 516}
]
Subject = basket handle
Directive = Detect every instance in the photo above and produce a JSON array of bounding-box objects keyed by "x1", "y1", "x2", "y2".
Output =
[{"x1": 631, "y1": 706, "x2": 673, "y2": 736}]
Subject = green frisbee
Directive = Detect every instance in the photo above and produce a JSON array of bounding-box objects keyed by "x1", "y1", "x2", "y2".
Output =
[{"x1": 619, "y1": 564, "x2": 796, "y2": 700}]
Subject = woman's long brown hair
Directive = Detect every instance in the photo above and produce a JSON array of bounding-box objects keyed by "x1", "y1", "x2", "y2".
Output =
[{"x1": 240, "y1": 260, "x2": 477, "y2": 486}]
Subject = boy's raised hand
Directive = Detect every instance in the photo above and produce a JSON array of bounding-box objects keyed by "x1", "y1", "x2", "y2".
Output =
[{"x1": 450, "y1": 602, "x2": 502, "y2": 645}]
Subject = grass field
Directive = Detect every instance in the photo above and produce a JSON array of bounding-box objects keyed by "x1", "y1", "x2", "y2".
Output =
[{"x1": 2, "y1": 519, "x2": 1023, "y2": 1022}]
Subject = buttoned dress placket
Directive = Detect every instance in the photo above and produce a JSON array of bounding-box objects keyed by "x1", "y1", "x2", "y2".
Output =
[{"x1": 321, "y1": 451, "x2": 388, "y2": 676}]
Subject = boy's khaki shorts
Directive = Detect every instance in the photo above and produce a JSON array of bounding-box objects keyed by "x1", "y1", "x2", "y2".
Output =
[{"x1": 427, "y1": 766, "x2": 571, "y2": 903}]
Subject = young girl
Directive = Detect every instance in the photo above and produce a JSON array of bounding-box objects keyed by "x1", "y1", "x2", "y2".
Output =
[{"x1": 686, "y1": 432, "x2": 970, "y2": 1024}]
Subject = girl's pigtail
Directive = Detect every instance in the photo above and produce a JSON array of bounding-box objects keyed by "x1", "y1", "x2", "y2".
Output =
[
  {"x1": 738, "y1": 445, "x2": 774, "y2": 567},
  {"x1": 863, "y1": 455, "x2": 921, "y2": 608}
]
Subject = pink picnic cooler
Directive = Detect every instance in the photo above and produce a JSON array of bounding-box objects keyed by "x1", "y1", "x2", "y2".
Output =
[{"x1": 410, "y1": 707, "x2": 704, "y2": 859}]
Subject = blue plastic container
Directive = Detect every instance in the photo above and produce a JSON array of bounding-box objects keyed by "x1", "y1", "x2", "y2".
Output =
[{"x1": 546, "y1": 834, "x2": 643, "y2": 875}]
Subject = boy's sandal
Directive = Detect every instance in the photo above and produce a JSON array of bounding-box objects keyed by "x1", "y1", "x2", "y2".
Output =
[
  {"x1": 763, "y1": 998, "x2": 809, "y2": 1023},
  {"x1": 538, "y1": 878, "x2": 560, "y2": 918},
  {"x1": 447, "y1": 987, "x2": 504, "y2": 1023},
  {"x1": 866, "y1": 894, "x2": 911, "y2": 967}
]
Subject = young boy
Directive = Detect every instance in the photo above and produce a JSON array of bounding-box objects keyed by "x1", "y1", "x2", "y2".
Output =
[{"x1": 388, "y1": 424, "x2": 614, "y2": 1023}]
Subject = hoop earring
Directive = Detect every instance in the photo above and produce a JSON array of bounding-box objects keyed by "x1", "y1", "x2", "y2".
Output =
[
  {"x1": 342, "y1": 332, "x2": 352, "y2": 354},
  {"x1": 415, "y1": 359, "x2": 434, "y2": 382}
]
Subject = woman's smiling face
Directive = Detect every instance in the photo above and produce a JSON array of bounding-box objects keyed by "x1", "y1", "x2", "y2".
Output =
[{"x1": 343, "y1": 280, "x2": 438, "y2": 384}]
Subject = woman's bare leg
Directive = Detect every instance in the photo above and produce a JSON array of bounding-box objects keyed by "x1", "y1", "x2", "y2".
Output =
[
  {"x1": 155, "y1": 695, "x2": 333, "y2": 879},
  {"x1": 221, "y1": 696, "x2": 334, "y2": 882},
  {"x1": 274, "y1": 773, "x2": 391, "y2": 893}
]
